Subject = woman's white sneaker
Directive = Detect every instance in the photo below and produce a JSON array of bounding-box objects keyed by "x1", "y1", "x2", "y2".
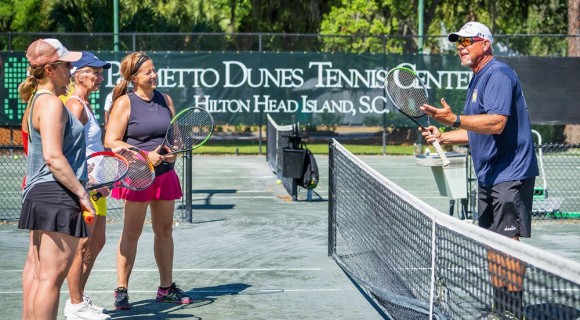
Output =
[{"x1": 64, "y1": 299, "x2": 111, "y2": 320}]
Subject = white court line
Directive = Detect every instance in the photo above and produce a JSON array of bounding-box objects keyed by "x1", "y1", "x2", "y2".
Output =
[
  {"x1": 191, "y1": 196, "x2": 328, "y2": 200},
  {"x1": 0, "y1": 288, "x2": 343, "y2": 294},
  {"x1": 98, "y1": 268, "x2": 325, "y2": 272},
  {"x1": 191, "y1": 176, "x2": 276, "y2": 179},
  {"x1": 192, "y1": 196, "x2": 293, "y2": 200},
  {"x1": 0, "y1": 268, "x2": 324, "y2": 273}
]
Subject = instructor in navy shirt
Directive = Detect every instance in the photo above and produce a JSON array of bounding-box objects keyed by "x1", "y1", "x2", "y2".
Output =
[{"x1": 420, "y1": 22, "x2": 538, "y2": 320}]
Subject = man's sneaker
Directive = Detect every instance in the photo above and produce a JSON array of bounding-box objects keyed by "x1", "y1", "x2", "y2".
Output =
[
  {"x1": 476, "y1": 310, "x2": 503, "y2": 320},
  {"x1": 114, "y1": 287, "x2": 131, "y2": 310},
  {"x1": 83, "y1": 294, "x2": 107, "y2": 314},
  {"x1": 501, "y1": 310, "x2": 520, "y2": 320},
  {"x1": 64, "y1": 299, "x2": 111, "y2": 320},
  {"x1": 476, "y1": 310, "x2": 519, "y2": 320},
  {"x1": 156, "y1": 282, "x2": 193, "y2": 304}
]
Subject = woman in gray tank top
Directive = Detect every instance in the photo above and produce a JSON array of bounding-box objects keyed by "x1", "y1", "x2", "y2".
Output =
[
  {"x1": 17, "y1": 38, "x2": 88, "y2": 320},
  {"x1": 104, "y1": 52, "x2": 192, "y2": 310}
]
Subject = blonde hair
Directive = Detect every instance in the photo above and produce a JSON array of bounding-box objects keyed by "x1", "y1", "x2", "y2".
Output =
[
  {"x1": 18, "y1": 66, "x2": 47, "y2": 103},
  {"x1": 112, "y1": 52, "x2": 150, "y2": 103},
  {"x1": 18, "y1": 61, "x2": 64, "y2": 102}
]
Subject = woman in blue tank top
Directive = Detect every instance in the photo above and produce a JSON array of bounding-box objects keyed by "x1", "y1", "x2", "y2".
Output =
[
  {"x1": 104, "y1": 52, "x2": 192, "y2": 310},
  {"x1": 18, "y1": 38, "x2": 88, "y2": 320}
]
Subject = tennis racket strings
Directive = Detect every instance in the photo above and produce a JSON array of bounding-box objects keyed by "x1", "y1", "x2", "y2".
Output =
[
  {"x1": 386, "y1": 68, "x2": 428, "y2": 120},
  {"x1": 165, "y1": 107, "x2": 214, "y2": 153},
  {"x1": 86, "y1": 152, "x2": 129, "y2": 190},
  {"x1": 118, "y1": 148, "x2": 155, "y2": 190}
]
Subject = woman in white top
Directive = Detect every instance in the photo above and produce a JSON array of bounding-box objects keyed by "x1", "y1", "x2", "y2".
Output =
[{"x1": 64, "y1": 51, "x2": 113, "y2": 320}]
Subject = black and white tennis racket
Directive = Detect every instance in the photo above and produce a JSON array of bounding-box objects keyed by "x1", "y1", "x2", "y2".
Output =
[
  {"x1": 385, "y1": 66, "x2": 451, "y2": 167},
  {"x1": 92, "y1": 147, "x2": 155, "y2": 200},
  {"x1": 158, "y1": 106, "x2": 214, "y2": 155}
]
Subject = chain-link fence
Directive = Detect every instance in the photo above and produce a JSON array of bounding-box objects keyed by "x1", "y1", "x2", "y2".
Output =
[
  {"x1": 1, "y1": 32, "x2": 578, "y2": 56},
  {"x1": 467, "y1": 143, "x2": 580, "y2": 220},
  {"x1": 0, "y1": 146, "x2": 190, "y2": 222},
  {"x1": 2, "y1": 32, "x2": 578, "y2": 222}
]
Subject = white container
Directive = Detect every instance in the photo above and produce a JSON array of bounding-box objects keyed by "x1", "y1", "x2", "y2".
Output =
[{"x1": 416, "y1": 152, "x2": 467, "y2": 199}]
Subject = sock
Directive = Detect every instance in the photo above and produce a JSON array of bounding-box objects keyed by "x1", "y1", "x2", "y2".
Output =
[
  {"x1": 506, "y1": 290, "x2": 523, "y2": 319},
  {"x1": 492, "y1": 287, "x2": 506, "y2": 312}
]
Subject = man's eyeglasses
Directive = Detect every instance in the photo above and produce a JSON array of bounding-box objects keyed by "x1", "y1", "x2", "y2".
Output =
[{"x1": 455, "y1": 37, "x2": 484, "y2": 48}]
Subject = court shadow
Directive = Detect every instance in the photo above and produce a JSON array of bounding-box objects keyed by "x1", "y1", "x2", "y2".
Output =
[
  {"x1": 192, "y1": 189, "x2": 237, "y2": 210},
  {"x1": 298, "y1": 189, "x2": 327, "y2": 202},
  {"x1": 524, "y1": 303, "x2": 580, "y2": 319},
  {"x1": 105, "y1": 298, "x2": 209, "y2": 320},
  {"x1": 184, "y1": 283, "x2": 252, "y2": 298},
  {"x1": 104, "y1": 283, "x2": 252, "y2": 319}
]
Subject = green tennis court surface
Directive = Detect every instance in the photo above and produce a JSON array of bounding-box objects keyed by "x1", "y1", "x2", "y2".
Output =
[{"x1": 0, "y1": 155, "x2": 578, "y2": 319}]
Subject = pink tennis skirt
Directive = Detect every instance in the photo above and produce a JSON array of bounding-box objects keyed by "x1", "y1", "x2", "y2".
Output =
[{"x1": 111, "y1": 170, "x2": 182, "y2": 202}]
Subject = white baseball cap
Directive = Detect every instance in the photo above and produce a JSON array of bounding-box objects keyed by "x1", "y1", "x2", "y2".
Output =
[{"x1": 448, "y1": 22, "x2": 493, "y2": 43}]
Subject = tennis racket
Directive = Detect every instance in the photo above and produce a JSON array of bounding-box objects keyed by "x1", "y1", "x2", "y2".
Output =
[
  {"x1": 85, "y1": 151, "x2": 130, "y2": 223},
  {"x1": 385, "y1": 66, "x2": 451, "y2": 167},
  {"x1": 92, "y1": 147, "x2": 156, "y2": 200},
  {"x1": 158, "y1": 106, "x2": 214, "y2": 155}
]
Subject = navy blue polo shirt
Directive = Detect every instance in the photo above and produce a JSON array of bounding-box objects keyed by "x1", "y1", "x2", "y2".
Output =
[{"x1": 465, "y1": 59, "x2": 538, "y2": 187}]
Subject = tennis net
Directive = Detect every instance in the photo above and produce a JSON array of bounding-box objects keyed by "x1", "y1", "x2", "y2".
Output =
[
  {"x1": 328, "y1": 139, "x2": 580, "y2": 320},
  {"x1": 266, "y1": 114, "x2": 297, "y2": 196}
]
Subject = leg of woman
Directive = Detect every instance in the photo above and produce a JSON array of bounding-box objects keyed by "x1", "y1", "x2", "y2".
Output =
[
  {"x1": 22, "y1": 233, "x2": 34, "y2": 320},
  {"x1": 149, "y1": 200, "x2": 176, "y2": 288},
  {"x1": 116, "y1": 201, "x2": 148, "y2": 289},
  {"x1": 66, "y1": 236, "x2": 90, "y2": 306},
  {"x1": 32, "y1": 230, "x2": 79, "y2": 320},
  {"x1": 82, "y1": 215, "x2": 107, "y2": 289}
]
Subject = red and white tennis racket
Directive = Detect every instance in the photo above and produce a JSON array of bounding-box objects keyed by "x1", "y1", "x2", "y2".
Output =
[
  {"x1": 85, "y1": 151, "x2": 130, "y2": 223},
  {"x1": 92, "y1": 147, "x2": 155, "y2": 200}
]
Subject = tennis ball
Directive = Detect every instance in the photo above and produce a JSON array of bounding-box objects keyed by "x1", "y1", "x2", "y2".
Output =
[
  {"x1": 276, "y1": 179, "x2": 282, "y2": 185},
  {"x1": 13, "y1": 155, "x2": 19, "y2": 160}
]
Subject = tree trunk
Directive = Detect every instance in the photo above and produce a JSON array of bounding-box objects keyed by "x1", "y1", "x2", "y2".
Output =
[
  {"x1": 565, "y1": 0, "x2": 580, "y2": 143},
  {"x1": 569, "y1": 0, "x2": 580, "y2": 57}
]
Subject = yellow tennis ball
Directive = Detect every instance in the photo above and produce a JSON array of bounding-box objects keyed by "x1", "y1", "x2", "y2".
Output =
[
  {"x1": 276, "y1": 179, "x2": 282, "y2": 185},
  {"x1": 13, "y1": 155, "x2": 19, "y2": 160}
]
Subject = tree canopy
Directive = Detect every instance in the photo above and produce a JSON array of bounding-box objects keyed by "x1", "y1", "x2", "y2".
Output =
[{"x1": 0, "y1": 0, "x2": 576, "y2": 55}]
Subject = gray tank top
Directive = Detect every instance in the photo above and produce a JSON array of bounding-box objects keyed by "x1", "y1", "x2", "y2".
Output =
[{"x1": 22, "y1": 91, "x2": 87, "y2": 202}]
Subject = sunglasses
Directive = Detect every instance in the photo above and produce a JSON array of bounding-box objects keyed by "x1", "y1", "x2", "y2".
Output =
[
  {"x1": 51, "y1": 61, "x2": 73, "y2": 69},
  {"x1": 455, "y1": 37, "x2": 484, "y2": 48}
]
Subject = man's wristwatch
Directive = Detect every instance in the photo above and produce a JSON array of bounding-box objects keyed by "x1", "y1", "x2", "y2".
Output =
[{"x1": 452, "y1": 115, "x2": 461, "y2": 128}]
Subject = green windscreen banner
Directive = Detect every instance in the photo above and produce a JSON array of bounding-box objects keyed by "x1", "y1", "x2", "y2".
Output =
[{"x1": 1, "y1": 52, "x2": 578, "y2": 126}]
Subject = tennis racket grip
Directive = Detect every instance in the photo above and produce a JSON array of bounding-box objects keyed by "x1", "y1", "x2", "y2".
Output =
[
  {"x1": 83, "y1": 211, "x2": 94, "y2": 224},
  {"x1": 432, "y1": 140, "x2": 451, "y2": 167},
  {"x1": 91, "y1": 192, "x2": 102, "y2": 201}
]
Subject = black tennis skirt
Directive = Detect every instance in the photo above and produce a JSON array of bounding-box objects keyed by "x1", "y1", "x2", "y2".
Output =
[{"x1": 19, "y1": 181, "x2": 90, "y2": 238}]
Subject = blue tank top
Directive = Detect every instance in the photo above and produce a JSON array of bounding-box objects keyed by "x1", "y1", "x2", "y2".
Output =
[
  {"x1": 464, "y1": 59, "x2": 539, "y2": 187},
  {"x1": 23, "y1": 91, "x2": 87, "y2": 202},
  {"x1": 124, "y1": 91, "x2": 174, "y2": 175}
]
